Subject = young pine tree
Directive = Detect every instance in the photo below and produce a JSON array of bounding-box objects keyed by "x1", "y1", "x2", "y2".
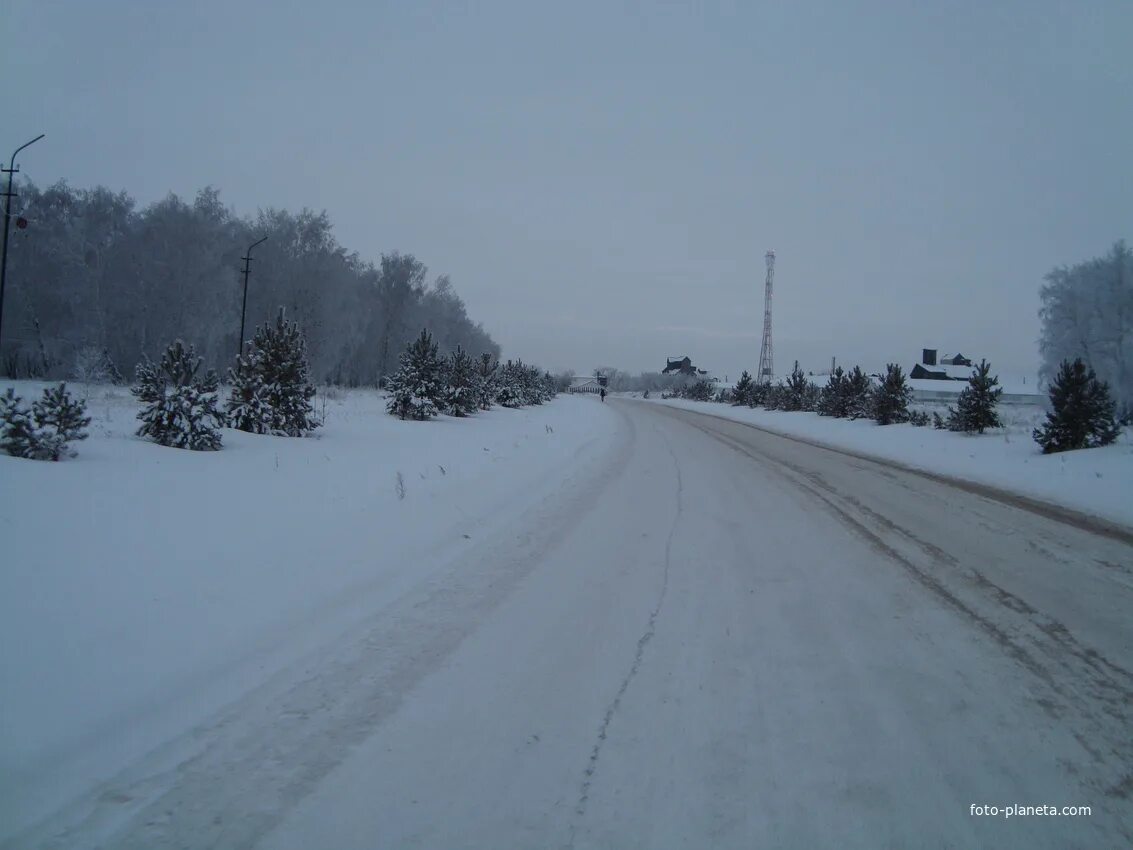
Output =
[
  {"x1": 763, "y1": 381, "x2": 786, "y2": 410},
  {"x1": 133, "y1": 340, "x2": 224, "y2": 450},
  {"x1": 542, "y1": 371, "x2": 558, "y2": 400},
  {"x1": 226, "y1": 353, "x2": 272, "y2": 434},
  {"x1": 873, "y1": 363, "x2": 912, "y2": 425},
  {"x1": 476, "y1": 353, "x2": 498, "y2": 410},
  {"x1": 105, "y1": 350, "x2": 125, "y2": 385},
  {"x1": 443, "y1": 346, "x2": 479, "y2": 417},
  {"x1": 532, "y1": 366, "x2": 549, "y2": 402},
  {"x1": 495, "y1": 360, "x2": 525, "y2": 408},
  {"x1": 1032, "y1": 358, "x2": 1121, "y2": 453},
  {"x1": 684, "y1": 379, "x2": 714, "y2": 402},
  {"x1": 750, "y1": 380, "x2": 769, "y2": 408},
  {"x1": 733, "y1": 370, "x2": 755, "y2": 407},
  {"x1": 31, "y1": 383, "x2": 91, "y2": 460},
  {"x1": 519, "y1": 361, "x2": 545, "y2": 405},
  {"x1": 386, "y1": 329, "x2": 444, "y2": 420},
  {"x1": 844, "y1": 366, "x2": 874, "y2": 420},
  {"x1": 250, "y1": 308, "x2": 320, "y2": 436},
  {"x1": 948, "y1": 359, "x2": 1003, "y2": 434},
  {"x1": 782, "y1": 361, "x2": 816, "y2": 411},
  {"x1": 908, "y1": 409, "x2": 931, "y2": 426},
  {"x1": 0, "y1": 389, "x2": 42, "y2": 459},
  {"x1": 818, "y1": 367, "x2": 847, "y2": 417}
]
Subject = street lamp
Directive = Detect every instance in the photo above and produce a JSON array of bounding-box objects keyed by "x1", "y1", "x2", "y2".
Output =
[
  {"x1": 0, "y1": 134, "x2": 45, "y2": 359},
  {"x1": 238, "y1": 235, "x2": 268, "y2": 358}
]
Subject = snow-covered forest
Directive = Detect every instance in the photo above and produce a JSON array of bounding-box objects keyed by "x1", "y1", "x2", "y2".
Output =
[{"x1": 1, "y1": 181, "x2": 499, "y2": 385}]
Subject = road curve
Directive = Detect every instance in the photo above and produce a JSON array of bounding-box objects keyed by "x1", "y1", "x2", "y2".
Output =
[{"x1": 17, "y1": 398, "x2": 1132, "y2": 849}]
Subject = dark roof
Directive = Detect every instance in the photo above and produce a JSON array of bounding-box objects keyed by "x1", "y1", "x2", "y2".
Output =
[
  {"x1": 910, "y1": 363, "x2": 965, "y2": 381},
  {"x1": 663, "y1": 356, "x2": 698, "y2": 375}
]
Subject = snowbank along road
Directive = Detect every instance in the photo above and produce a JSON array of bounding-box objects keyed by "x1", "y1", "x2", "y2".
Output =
[{"x1": 7, "y1": 397, "x2": 1132, "y2": 848}]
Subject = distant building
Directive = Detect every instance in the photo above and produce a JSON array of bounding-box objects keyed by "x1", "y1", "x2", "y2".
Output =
[
  {"x1": 662, "y1": 355, "x2": 709, "y2": 377},
  {"x1": 568, "y1": 376, "x2": 603, "y2": 394},
  {"x1": 940, "y1": 353, "x2": 972, "y2": 367},
  {"x1": 908, "y1": 348, "x2": 1043, "y2": 403},
  {"x1": 911, "y1": 348, "x2": 973, "y2": 381}
]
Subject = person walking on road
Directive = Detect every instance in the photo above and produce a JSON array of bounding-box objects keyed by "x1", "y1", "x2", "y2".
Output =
[{"x1": 600, "y1": 387, "x2": 607, "y2": 403}]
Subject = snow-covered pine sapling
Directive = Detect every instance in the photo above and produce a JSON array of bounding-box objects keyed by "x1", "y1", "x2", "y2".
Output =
[
  {"x1": 817, "y1": 367, "x2": 846, "y2": 417},
  {"x1": 476, "y1": 353, "x2": 498, "y2": 410},
  {"x1": 908, "y1": 410, "x2": 930, "y2": 427},
  {"x1": 542, "y1": 371, "x2": 558, "y2": 400},
  {"x1": 0, "y1": 389, "x2": 41, "y2": 459},
  {"x1": 495, "y1": 360, "x2": 525, "y2": 408},
  {"x1": 782, "y1": 361, "x2": 817, "y2": 411},
  {"x1": 733, "y1": 370, "x2": 755, "y2": 407},
  {"x1": 873, "y1": 363, "x2": 912, "y2": 425},
  {"x1": 530, "y1": 365, "x2": 548, "y2": 403},
  {"x1": 749, "y1": 380, "x2": 769, "y2": 407},
  {"x1": 105, "y1": 351, "x2": 125, "y2": 385},
  {"x1": 31, "y1": 383, "x2": 91, "y2": 460},
  {"x1": 1, "y1": 385, "x2": 91, "y2": 460},
  {"x1": 948, "y1": 359, "x2": 1003, "y2": 434},
  {"x1": 511, "y1": 359, "x2": 543, "y2": 405},
  {"x1": 259, "y1": 308, "x2": 320, "y2": 435},
  {"x1": 1032, "y1": 358, "x2": 1121, "y2": 453},
  {"x1": 133, "y1": 340, "x2": 225, "y2": 450},
  {"x1": 226, "y1": 350, "x2": 272, "y2": 434},
  {"x1": 443, "y1": 346, "x2": 479, "y2": 417},
  {"x1": 685, "y1": 379, "x2": 713, "y2": 402},
  {"x1": 762, "y1": 381, "x2": 789, "y2": 410},
  {"x1": 229, "y1": 308, "x2": 320, "y2": 436},
  {"x1": 844, "y1": 366, "x2": 873, "y2": 420},
  {"x1": 386, "y1": 328, "x2": 443, "y2": 420}
]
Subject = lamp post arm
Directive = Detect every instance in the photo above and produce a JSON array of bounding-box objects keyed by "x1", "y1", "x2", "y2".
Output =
[{"x1": 7, "y1": 134, "x2": 46, "y2": 171}]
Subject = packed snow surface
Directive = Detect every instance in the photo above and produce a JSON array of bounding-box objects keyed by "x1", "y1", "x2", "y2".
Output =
[{"x1": 649, "y1": 396, "x2": 1133, "y2": 528}]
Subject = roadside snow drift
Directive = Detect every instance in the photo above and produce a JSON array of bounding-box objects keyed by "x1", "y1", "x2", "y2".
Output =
[{"x1": 0, "y1": 383, "x2": 618, "y2": 840}]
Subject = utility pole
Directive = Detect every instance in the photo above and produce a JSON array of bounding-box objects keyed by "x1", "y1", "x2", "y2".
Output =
[
  {"x1": 757, "y1": 250, "x2": 776, "y2": 382},
  {"x1": 238, "y1": 235, "x2": 268, "y2": 358},
  {"x1": 0, "y1": 134, "x2": 45, "y2": 359}
]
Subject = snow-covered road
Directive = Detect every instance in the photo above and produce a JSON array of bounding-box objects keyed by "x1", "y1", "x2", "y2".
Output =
[{"x1": 11, "y1": 399, "x2": 1133, "y2": 848}]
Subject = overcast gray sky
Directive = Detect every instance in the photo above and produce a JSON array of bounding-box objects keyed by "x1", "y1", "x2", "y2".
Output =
[{"x1": 5, "y1": 0, "x2": 1131, "y2": 379}]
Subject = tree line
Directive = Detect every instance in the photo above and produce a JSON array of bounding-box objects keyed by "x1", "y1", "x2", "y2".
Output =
[
  {"x1": 1, "y1": 312, "x2": 568, "y2": 459},
  {"x1": 1, "y1": 181, "x2": 499, "y2": 385},
  {"x1": 666, "y1": 358, "x2": 1119, "y2": 454}
]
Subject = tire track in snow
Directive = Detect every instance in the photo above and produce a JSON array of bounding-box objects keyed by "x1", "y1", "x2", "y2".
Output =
[
  {"x1": 567, "y1": 427, "x2": 683, "y2": 845},
  {"x1": 13, "y1": 408, "x2": 639, "y2": 850},
  {"x1": 674, "y1": 409, "x2": 1133, "y2": 818},
  {"x1": 648, "y1": 401, "x2": 1133, "y2": 545}
]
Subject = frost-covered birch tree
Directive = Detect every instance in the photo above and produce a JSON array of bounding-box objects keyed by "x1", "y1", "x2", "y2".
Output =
[{"x1": 1039, "y1": 241, "x2": 1132, "y2": 419}]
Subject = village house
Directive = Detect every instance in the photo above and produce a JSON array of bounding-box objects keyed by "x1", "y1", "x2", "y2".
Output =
[
  {"x1": 568, "y1": 375, "x2": 605, "y2": 394},
  {"x1": 661, "y1": 356, "x2": 710, "y2": 378},
  {"x1": 909, "y1": 349, "x2": 974, "y2": 381}
]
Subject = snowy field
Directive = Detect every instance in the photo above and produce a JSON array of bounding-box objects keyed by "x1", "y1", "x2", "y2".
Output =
[
  {"x1": 644, "y1": 396, "x2": 1133, "y2": 528},
  {"x1": 0, "y1": 382, "x2": 619, "y2": 841}
]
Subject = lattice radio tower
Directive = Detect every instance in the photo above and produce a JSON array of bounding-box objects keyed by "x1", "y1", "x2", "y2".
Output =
[{"x1": 757, "y1": 250, "x2": 776, "y2": 381}]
